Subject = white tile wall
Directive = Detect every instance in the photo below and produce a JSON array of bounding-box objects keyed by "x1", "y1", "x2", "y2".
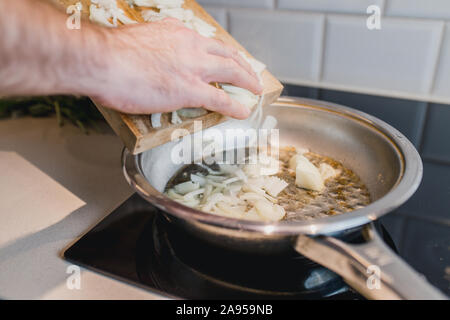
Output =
[
  {"x1": 198, "y1": 0, "x2": 274, "y2": 9},
  {"x1": 433, "y1": 23, "x2": 450, "y2": 98},
  {"x1": 278, "y1": 0, "x2": 385, "y2": 15},
  {"x1": 201, "y1": 0, "x2": 450, "y2": 104},
  {"x1": 322, "y1": 15, "x2": 443, "y2": 94},
  {"x1": 386, "y1": 0, "x2": 450, "y2": 20},
  {"x1": 228, "y1": 9, "x2": 324, "y2": 82}
]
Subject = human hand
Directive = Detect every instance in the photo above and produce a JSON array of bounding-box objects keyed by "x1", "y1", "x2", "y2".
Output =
[{"x1": 87, "y1": 18, "x2": 262, "y2": 119}]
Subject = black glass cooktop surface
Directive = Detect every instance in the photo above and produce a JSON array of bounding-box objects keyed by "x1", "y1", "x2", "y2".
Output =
[{"x1": 64, "y1": 193, "x2": 397, "y2": 299}]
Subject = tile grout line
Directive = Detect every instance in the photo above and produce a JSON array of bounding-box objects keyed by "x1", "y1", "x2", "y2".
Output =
[
  {"x1": 422, "y1": 155, "x2": 450, "y2": 167},
  {"x1": 426, "y1": 21, "x2": 446, "y2": 95},
  {"x1": 277, "y1": 77, "x2": 450, "y2": 106},
  {"x1": 395, "y1": 210, "x2": 450, "y2": 225},
  {"x1": 416, "y1": 102, "x2": 430, "y2": 153},
  {"x1": 396, "y1": 215, "x2": 409, "y2": 255},
  {"x1": 316, "y1": 14, "x2": 327, "y2": 83},
  {"x1": 380, "y1": 0, "x2": 387, "y2": 16}
]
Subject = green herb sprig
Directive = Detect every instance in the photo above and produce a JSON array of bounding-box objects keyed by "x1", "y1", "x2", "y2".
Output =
[{"x1": 0, "y1": 95, "x2": 104, "y2": 134}]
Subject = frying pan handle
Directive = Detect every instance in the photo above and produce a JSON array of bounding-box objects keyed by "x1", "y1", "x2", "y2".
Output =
[{"x1": 294, "y1": 223, "x2": 447, "y2": 300}]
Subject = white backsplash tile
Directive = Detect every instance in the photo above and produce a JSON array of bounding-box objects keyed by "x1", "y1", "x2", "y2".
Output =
[
  {"x1": 386, "y1": 0, "x2": 450, "y2": 20},
  {"x1": 277, "y1": 0, "x2": 384, "y2": 14},
  {"x1": 322, "y1": 15, "x2": 443, "y2": 94},
  {"x1": 196, "y1": 0, "x2": 450, "y2": 104},
  {"x1": 198, "y1": 0, "x2": 274, "y2": 9},
  {"x1": 432, "y1": 23, "x2": 450, "y2": 98},
  {"x1": 228, "y1": 9, "x2": 325, "y2": 82}
]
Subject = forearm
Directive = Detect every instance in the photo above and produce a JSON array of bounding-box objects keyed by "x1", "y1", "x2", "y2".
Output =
[
  {"x1": 0, "y1": 0, "x2": 261, "y2": 118},
  {"x1": 0, "y1": 0, "x2": 106, "y2": 97}
]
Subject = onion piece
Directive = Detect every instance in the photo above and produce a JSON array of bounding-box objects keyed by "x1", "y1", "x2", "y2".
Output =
[
  {"x1": 171, "y1": 110, "x2": 182, "y2": 125},
  {"x1": 204, "y1": 175, "x2": 227, "y2": 181},
  {"x1": 201, "y1": 184, "x2": 213, "y2": 204},
  {"x1": 201, "y1": 165, "x2": 222, "y2": 175},
  {"x1": 190, "y1": 174, "x2": 206, "y2": 186},
  {"x1": 293, "y1": 155, "x2": 324, "y2": 192},
  {"x1": 233, "y1": 168, "x2": 248, "y2": 182},
  {"x1": 174, "y1": 181, "x2": 200, "y2": 195},
  {"x1": 221, "y1": 84, "x2": 259, "y2": 111},
  {"x1": 192, "y1": 16, "x2": 216, "y2": 38},
  {"x1": 151, "y1": 113, "x2": 162, "y2": 128},
  {"x1": 262, "y1": 176, "x2": 288, "y2": 197},
  {"x1": 177, "y1": 108, "x2": 207, "y2": 118},
  {"x1": 261, "y1": 115, "x2": 278, "y2": 131},
  {"x1": 223, "y1": 177, "x2": 241, "y2": 185},
  {"x1": 218, "y1": 164, "x2": 238, "y2": 174},
  {"x1": 319, "y1": 163, "x2": 339, "y2": 181},
  {"x1": 202, "y1": 193, "x2": 225, "y2": 212},
  {"x1": 178, "y1": 198, "x2": 200, "y2": 208},
  {"x1": 183, "y1": 188, "x2": 205, "y2": 200},
  {"x1": 214, "y1": 202, "x2": 244, "y2": 219},
  {"x1": 205, "y1": 179, "x2": 226, "y2": 188},
  {"x1": 239, "y1": 192, "x2": 266, "y2": 202},
  {"x1": 131, "y1": 0, "x2": 184, "y2": 9},
  {"x1": 244, "y1": 208, "x2": 262, "y2": 221},
  {"x1": 89, "y1": 4, "x2": 115, "y2": 27},
  {"x1": 254, "y1": 199, "x2": 285, "y2": 222},
  {"x1": 141, "y1": 9, "x2": 164, "y2": 22},
  {"x1": 167, "y1": 188, "x2": 183, "y2": 200}
]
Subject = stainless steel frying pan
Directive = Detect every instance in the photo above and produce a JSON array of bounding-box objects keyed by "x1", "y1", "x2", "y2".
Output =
[{"x1": 123, "y1": 97, "x2": 447, "y2": 300}]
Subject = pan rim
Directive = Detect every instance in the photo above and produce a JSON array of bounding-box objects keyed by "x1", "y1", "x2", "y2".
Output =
[{"x1": 123, "y1": 97, "x2": 423, "y2": 236}]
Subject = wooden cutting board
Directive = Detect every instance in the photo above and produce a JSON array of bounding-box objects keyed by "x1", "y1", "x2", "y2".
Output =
[{"x1": 55, "y1": 0, "x2": 283, "y2": 154}]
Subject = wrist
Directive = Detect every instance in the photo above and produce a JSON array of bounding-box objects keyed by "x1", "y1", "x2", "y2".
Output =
[{"x1": 57, "y1": 24, "x2": 112, "y2": 97}]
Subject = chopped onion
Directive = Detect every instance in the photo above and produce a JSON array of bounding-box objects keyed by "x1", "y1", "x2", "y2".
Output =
[
  {"x1": 177, "y1": 108, "x2": 207, "y2": 118},
  {"x1": 204, "y1": 175, "x2": 227, "y2": 181},
  {"x1": 183, "y1": 188, "x2": 205, "y2": 200},
  {"x1": 221, "y1": 84, "x2": 259, "y2": 111},
  {"x1": 233, "y1": 168, "x2": 248, "y2": 182},
  {"x1": 131, "y1": 0, "x2": 184, "y2": 9},
  {"x1": 293, "y1": 155, "x2": 324, "y2": 192},
  {"x1": 262, "y1": 176, "x2": 288, "y2": 197},
  {"x1": 174, "y1": 181, "x2": 200, "y2": 194},
  {"x1": 253, "y1": 199, "x2": 285, "y2": 222},
  {"x1": 141, "y1": 9, "x2": 165, "y2": 22},
  {"x1": 202, "y1": 193, "x2": 225, "y2": 212},
  {"x1": 167, "y1": 188, "x2": 183, "y2": 199},
  {"x1": 319, "y1": 163, "x2": 339, "y2": 181},
  {"x1": 171, "y1": 110, "x2": 182, "y2": 125},
  {"x1": 222, "y1": 177, "x2": 241, "y2": 185},
  {"x1": 190, "y1": 174, "x2": 206, "y2": 186},
  {"x1": 192, "y1": 16, "x2": 216, "y2": 38},
  {"x1": 166, "y1": 153, "x2": 287, "y2": 222},
  {"x1": 90, "y1": 0, "x2": 137, "y2": 27},
  {"x1": 89, "y1": 4, "x2": 115, "y2": 27},
  {"x1": 218, "y1": 164, "x2": 238, "y2": 174},
  {"x1": 151, "y1": 113, "x2": 162, "y2": 128},
  {"x1": 261, "y1": 115, "x2": 277, "y2": 131}
]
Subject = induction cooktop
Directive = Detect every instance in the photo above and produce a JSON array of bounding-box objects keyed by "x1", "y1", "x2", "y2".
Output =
[{"x1": 64, "y1": 193, "x2": 397, "y2": 299}]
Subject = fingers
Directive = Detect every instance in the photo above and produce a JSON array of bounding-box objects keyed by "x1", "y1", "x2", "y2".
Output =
[
  {"x1": 201, "y1": 55, "x2": 262, "y2": 95},
  {"x1": 192, "y1": 82, "x2": 251, "y2": 119},
  {"x1": 205, "y1": 39, "x2": 259, "y2": 84}
]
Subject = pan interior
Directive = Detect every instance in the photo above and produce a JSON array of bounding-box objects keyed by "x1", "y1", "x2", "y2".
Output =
[
  {"x1": 139, "y1": 102, "x2": 403, "y2": 221},
  {"x1": 263, "y1": 104, "x2": 403, "y2": 202}
]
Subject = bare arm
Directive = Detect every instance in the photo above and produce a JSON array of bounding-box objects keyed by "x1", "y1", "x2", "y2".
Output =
[{"x1": 0, "y1": 0, "x2": 261, "y2": 119}]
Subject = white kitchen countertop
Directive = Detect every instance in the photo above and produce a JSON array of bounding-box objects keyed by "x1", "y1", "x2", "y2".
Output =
[{"x1": 0, "y1": 117, "x2": 165, "y2": 299}]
